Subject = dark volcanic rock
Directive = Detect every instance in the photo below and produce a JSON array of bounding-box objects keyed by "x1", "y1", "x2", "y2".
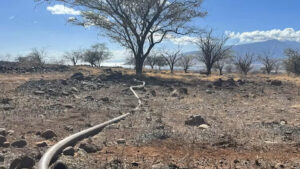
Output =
[
  {"x1": 0, "y1": 136, "x2": 7, "y2": 146},
  {"x1": 9, "y1": 155, "x2": 35, "y2": 169},
  {"x1": 185, "y1": 115, "x2": 207, "y2": 126},
  {"x1": 41, "y1": 129, "x2": 57, "y2": 139},
  {"x1": 63, "y1": 146, "x2": 75, "y2": 156},
  {"x1": 70, "y1": 72, "x2": 84, "y2": 81},
  {"x1": 271, "y1": 80, "x2": 282, "y2": 86},
  {"x1": 79, "y1": 142, "x2": 99, "y2": 153},
  {"x1": 11, "y1": 139, "x2": 27, "y2": 148}
]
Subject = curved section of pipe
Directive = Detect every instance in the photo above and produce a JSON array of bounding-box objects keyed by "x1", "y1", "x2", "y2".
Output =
[{"x1": 38, "y1": 79, "x2": 145, "y2": 169}]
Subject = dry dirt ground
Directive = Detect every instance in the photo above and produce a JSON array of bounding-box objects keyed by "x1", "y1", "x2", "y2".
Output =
[{"x1": 0, "y1": 66, "x2": 299, "y2": 169}]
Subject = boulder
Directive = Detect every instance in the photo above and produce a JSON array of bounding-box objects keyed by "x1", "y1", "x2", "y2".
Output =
[
  {"x1": 52, "y1": 161, "x2": 68, "y2": 169},
  {"x1": 185, "y1": 115, "x2": 207, "y2": 126},
  {"x1": 9, "y1": 156, "x2": 35, "y2": 169},
  {"x1": 11, "y1": 139, "x2": 27, "y2": 148},
  {"x1": 63, "y1": 146, "x2": 75, "y2": 156},
  {"x1": 41, "y1": 129, "x2": 57, "y2": 140},
  {"x1": 70, "y1": 72, "x2": 84, "y2": 81},
  {"x1": 35, "y1": 141, "x2": 48, "y2": 147},
  {"x1": 0, "y1": 136, "x2": 7, "y2": 146},
  {"x1": 271, "y1": 80, "x2": 282, "y2": 86},
  {"x1": 213, "y1": 78, "x2": 223, "y2": 87},
  {"x1": 79, "y1": 142, "x2": 99, "y2": 153}
]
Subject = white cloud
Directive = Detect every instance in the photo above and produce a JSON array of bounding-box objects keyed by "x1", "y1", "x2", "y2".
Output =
[
  {"x1": 9, "y1": 16, "x2": 15, "y2": 20},
  {"x1": 47, "y1": 4, "x2": 81, "y2": 15},
  {"x1": 226, "y1": 28, "x2": 300, "y2": 44}
]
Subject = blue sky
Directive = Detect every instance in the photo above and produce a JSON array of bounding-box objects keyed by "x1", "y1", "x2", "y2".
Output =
[{"x1": 1, "y1": 0, "x2": 300, "y2": 64}]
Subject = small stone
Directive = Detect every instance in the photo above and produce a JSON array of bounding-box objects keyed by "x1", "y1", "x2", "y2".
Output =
[
  {"x1": 0, "y1": 154, "x2": 4, "y2": 162},
  {"x1": 101, "y1": 97, "x2": 109, "y2": 102},
  {"x1": 35, "y1": 141, "x2": 48, "y2": 147},
  {"x1": 41, "y1": 129, "x2": 57, "y2": 139},
  {"x1": 11, "y1": 139, "x2": 27, "y2": 148},
  {"x1": 71, "y1": 87, "x2": 79, "y2": 92},
  {"x1": 206, "y1": 89, "x2": 212, "y2": 94},
  {"x1": 7, "y1": 130, "x2": 14, "y2": 135},
  {"x1": 116, "y1": 139, "x2": 126, "y2": 144},
  {"x1": 150, "y1": 90, "x2": 156, "y2": 96},
  {"x1": 0, "y1": 136, "x2": 7, "y2": 146},
  {"x1": 63, "y1": 146, "x2": 75, "y2": 156},
  {"x1": 63, "y1": 104, "x2": 74, "y2": 109},
  {"x1": 10, "y1": 156, "x2": 35, "y2": 169},
  {"x1": 64, "y1": 125, "x2": 73, "y2": 131},
  {"x1": 2, "y1": 142, "x2": 10, "y2": 148},
  {"x1": 178, "y1": 88, "x2": 188, "y2": 95},
  {"x1": 170, "y1": 90, "x2": 179, "y2": 97},
  {"x1": 0, "y1": 128, "x2": 6, "y2": 136},
  {"x1": 34, "y1": 90, "x2": 45, "y2": 95},
  {"x1": 62, "y1": 91, "x2": 69, "y2": 96},
  {"x1": 198, "y1": 124, "x2": 210, "y2": 129}
]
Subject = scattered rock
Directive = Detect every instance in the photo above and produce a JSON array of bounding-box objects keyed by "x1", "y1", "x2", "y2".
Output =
[
  {"x1": 178, "y1": 88, "x2": 188, "y2": 95},
  {"x1": 116, "y1": 139, "x2": 126, "y2": 144},
  {"x1": 185, "y1": 115, "x2": 207, "y2": 126},
  {"x1": 71, "y1": 87, "x2": 79, "y2": 92},
  {"x1": 64, "y1": 125, "x2": 73, "y2": 132},
  {"x1": 63, "y1": 104, "x2": 74, "y2": 109},
  {"x1": 0, "y1": 98, "x2": 11, "y2": 104},
  {"x1": 206, "y1": 89, "x2": 212, "y2": 94},
  {"x1": 0, "y1": 154, "x2": 4, "y2": 162},
  {"x1": 271, "y1": 80, "x2": 282, "y2": 86},
  {"x1": 60, "y1": 80, "x2": 68, "y2": 85},
  {"x1": 213, "y1": 78, "x2": 223, "y2": 87},
  {"x1": 79, "y1": 142, "x2": 99, "y2": 153},
  {"x1": 0, "y1": 136, "x2": 7, "y2": 146},
  {"x1": 34, "y1": 90, "x2": 45, "y2": 95},
  {"x1": 150, "y1": 90, "x2": 156, "y2": 96},
  {"x1": 198, "y1": 124, "x2": 210, "y2": 129},
  {"x1": 11, "y1": 139, "x2": 27, "y2": 148},
  {"x1": 170, "y1": 90, "x2": 179, "y2": 97},
  {"x1": 101, "y1": 97, "x2": 110, "y2": 102},
  {"x1": 0, "y1": 128, "x2": 7, "y2": 136},
  {"x1": 280, "y1": 120, "x2": 287, "y2": 125},
  {"x1": 2, "y1": 142, "x2": 10, "y2": 148},
  {"x1": 41, "y1": 129, "x2": 57, "y2": 140},
  {"x1": 85, "y1": 95, "x2": 94, "y2": 101},
  {"x1": 53, "y1": 161, "x2": 68, "y2": 169},
  {"x1": 63, "y1": 146, "x2": 75, "y2": 156},
  {"x1": 237, "y1": 79, "x2": 246, "y2": 85},
  {"x1": 9, "y1": 155, "x2": 35, "y2": 169},
  {"x1": 35, "y1": 141, "x2": 48, "y2": 147},
  {"x1": 62, "y1": 91, "x2": 69, "y2": 96},
  {"x1": 71, "y1": 72, "x2": 84, "y2": 81}
]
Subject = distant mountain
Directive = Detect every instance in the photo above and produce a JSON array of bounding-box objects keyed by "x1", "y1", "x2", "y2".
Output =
[{"x1": 185, "y1": 39, "x2": 300, "y2": 59}]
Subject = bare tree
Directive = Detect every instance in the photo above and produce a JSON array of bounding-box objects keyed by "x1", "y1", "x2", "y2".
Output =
[
  {"x1": 38, "y1": 0, "x2": 206, "y2": 74},
  {"x1": 178, "y1": 55, "x2": 195, "y2": 73},
  {"x1": 196, "y1": 30, "x2": 231, "y2": 76},
  {"x1": 64, "y1": 49, "x2": 83, "y2": 66},
  {"x1": 258, "y1": 51, "x2": 278, "y2": 74},
  {"x1": 145, "y1": 54, "x2": 157, "y2": 70},
  {"x1": 162, "y1": 49, "x2": 182, "y2": 73},
  {"x1": 234, "y1": 53, "x2": 255, "y2": 75},
  {"x1": 17, "y1": 48, "x2": 46, "y2": 67},
  {"x1": 82, "y1": 43, "x2": 110, "y2": 67},
  {"x1": 155, "y1": 56, "x2": 167, "y2": 70}
]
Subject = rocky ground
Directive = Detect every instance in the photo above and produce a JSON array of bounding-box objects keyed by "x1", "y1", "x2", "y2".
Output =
[{"x1": 0, "y1": 66, "x2": 299, "y2": 169}]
